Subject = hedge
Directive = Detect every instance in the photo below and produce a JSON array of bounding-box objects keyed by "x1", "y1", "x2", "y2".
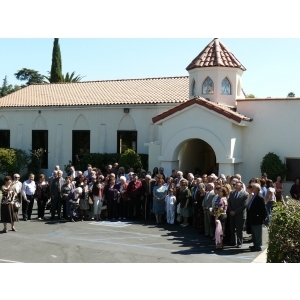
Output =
[
  {"x1": 267, "y1": 196, "x2": 300, "y2": 263},
  {"x1": 65, "y1": 152, "x2": 148, "y2": 174}
]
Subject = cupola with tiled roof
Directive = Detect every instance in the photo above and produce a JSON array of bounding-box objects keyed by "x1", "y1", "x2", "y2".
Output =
[
  {"x1": 186, "y1": 38, "x2": 246, "y2": 71},
  {"x1": 186, "y1": 38, "x2": 246, "y2": 107}
]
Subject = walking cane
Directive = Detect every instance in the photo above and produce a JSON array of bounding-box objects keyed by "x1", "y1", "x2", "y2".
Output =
[{"x1": 145, "y1": 197, "x2": 147, "y2": 220}]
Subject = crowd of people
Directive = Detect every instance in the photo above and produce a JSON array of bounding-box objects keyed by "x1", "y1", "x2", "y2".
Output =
[{"x1": 1, "y1": 163, "x2": 288, "y2": 252}]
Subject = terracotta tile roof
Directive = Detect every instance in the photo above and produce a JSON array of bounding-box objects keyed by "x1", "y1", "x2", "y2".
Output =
[
  {"x1": 186, "y1": 38, "x2": 246, "y2": 71},
  {"x1": 152, "y1": 97, "x2": 252, "y2": 124},
  {"x1": 0, "y1": 76, "x2": 189, "y2": 108}
]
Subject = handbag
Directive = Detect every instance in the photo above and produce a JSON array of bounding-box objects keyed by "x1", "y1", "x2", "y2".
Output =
[
  {"x1": 88, "y1": 198, "x2": 93, "y2": 205},
  {"x1": 13, "y1": 201, "x2": 20, "y2": 210}
]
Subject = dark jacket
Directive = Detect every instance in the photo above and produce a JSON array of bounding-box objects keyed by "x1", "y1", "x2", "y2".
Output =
[{"x1": 247, "y1": 193, "x2": 268, "y2": 226}]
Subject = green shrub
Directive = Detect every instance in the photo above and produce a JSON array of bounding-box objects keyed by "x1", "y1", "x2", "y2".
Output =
[
  {"x1": 0, "y1": 148, "x2": 29, "y2": 177},
  {"x1": 66, "y1": 152, "x2": 148, "y2": 173},
  {"x1": 260, "y1": 152, "x2": 287, "y2": 182},
  {"x1": 75, "y1": 153, "x2": 121, "y2": 173},
  {"x1": 118, "y1": 149, "x2": 142, "y2": 172},
  {"x1": 267, "y1": 197, "x2": 300, "y2": 263}
]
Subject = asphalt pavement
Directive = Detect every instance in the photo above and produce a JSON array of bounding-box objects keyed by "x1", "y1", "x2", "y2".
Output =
[{"x1": 0, "y1": 202, "x2": 268, "y2": 263}]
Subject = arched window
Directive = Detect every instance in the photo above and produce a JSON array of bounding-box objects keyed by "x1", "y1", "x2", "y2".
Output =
[
  {"x1": 192, "y1": 79, "x2": 196, "y2": 96},
  {"x1": 221, "y1": 77, "x2": 231, "y2": 95},
  {"x1": 202, "y1": 77, "x2": 214, "y2": 94}
]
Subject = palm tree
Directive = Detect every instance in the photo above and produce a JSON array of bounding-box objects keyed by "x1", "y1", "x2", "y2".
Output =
[
  {"x1": 43, "y1": 71, "x2": 85, "y2": 83},
  {"x1": 63, "y1": 71, "x2": 85, "y2": 82}
]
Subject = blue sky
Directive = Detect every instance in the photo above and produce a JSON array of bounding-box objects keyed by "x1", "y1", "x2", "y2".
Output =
[{"x1": 1, "y1": 38, "x2": 300, "y2": 98}]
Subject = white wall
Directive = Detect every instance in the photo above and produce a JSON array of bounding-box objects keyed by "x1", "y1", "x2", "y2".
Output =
[
  {"x1": 0, "y1": 105, "x2": 174, "y2": 176},
  {"x1": 237, "y1": 98, "x2": 300, "y2": 192},
  {"x1": 188, "y1": 67, "x2": 245, "y2": 107}
]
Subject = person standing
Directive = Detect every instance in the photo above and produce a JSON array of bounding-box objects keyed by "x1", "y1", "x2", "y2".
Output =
[
  {"x1": 50, "y1": 170, "x2": 65, "y2": 220},
  {"x1": 165, "y1": 188, "x2": 176, "y2": 224},
  {"x1": 35, "y1": 174, "x2": 50, "y2": 220},
  {"x1": 202, "y1": 183, "x2": 215, "y2": 237},
  {"x1": 247, "y1": 184, "x2": 268, "y2": 252},
  {"x1": 127, "y1": 173, "x2": 143, "y2": 220},
  {"x1": 274, "y1": 176, "x2": 284, "y2": 202},
  {"x1": 152, "y1": 178, "x2": 167, "y2": 224},
  {"x1": 1, "y1": 176, "x2": 18, "y2": 232},
  {"x1": 227, "y1": 181, "x2": 249, "y2": 248},
  {"x1": 22, "y1": 173, "x2": 36, "y2": 221},
  {"x1": 12, "y1": 174, "x2": 22, "y2": 204}
]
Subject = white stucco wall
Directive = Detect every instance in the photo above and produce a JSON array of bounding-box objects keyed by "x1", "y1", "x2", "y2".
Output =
[
  {"x1": 237, "y1": 98, "x2": 300, "y2": 194},
  {"x1": 188, "y1": 67, "x2": 245, "y2": 107},
  {"x1": 0, "y1": 104, "x2": 173, "y2": 176},
  {"x1": 155, "y1": 104, "x2": 246, "y2": 176}
]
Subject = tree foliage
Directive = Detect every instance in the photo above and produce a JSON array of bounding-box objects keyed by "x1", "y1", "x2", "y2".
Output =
[
  {"x1": 0, "y1": 76, "x2": 21, "y2": 97},
  {"x1": 267, "y1": 197, "x2": 300, "y2": 263},
  {"x1": 50, "y1": 38, "x2": 63, "y2": 83},
  {"x1": 0, "y1": 148, "x2": 29, "y2": 176},
  {"x1": 14, "y1": 68, "x2": 45, "y2": 85},
  {"x1": 260, "y1": 152, "x2": 287, "y2": 182},
  {"x1": 246, "y1": 94, "x2": 255, "y2": 98},
  {"x1": 118, "y1": 149, "x2": 142, "y2": 172},
  {"x1": 63, "y1": 71, "x2": 85, "y2": 82},
  {"x1": 287, "y1": 92, "x2": 295, "y2": 97}
]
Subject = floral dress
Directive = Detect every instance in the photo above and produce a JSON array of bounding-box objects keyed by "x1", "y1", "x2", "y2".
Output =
[{"x1": 79, "y1": 186, "x2": 89, "y2": 210}]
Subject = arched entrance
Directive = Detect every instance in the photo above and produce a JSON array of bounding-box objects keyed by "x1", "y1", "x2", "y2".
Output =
[{"x1": 178, "y1": 139, "x2": 218, "y2": 175}]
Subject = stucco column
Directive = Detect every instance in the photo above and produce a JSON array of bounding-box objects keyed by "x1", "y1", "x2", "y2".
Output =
[
  {"x1": 160, "y1": 160, "x2": 179, "y2": 177},
  {"x1": 218, "y1": 163, "x2": 235, "y2": 177},
  {"x1": 144, "y1": 141, "x2": 161, "y2": 172},
  {"x1": 54, "y1": 124, "x2": 63, "y2": 168}
]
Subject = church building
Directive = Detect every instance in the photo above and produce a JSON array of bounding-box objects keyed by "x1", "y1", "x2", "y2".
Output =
[{"x1": 0, "y1": 38, "x2": 298, "y2": 193}]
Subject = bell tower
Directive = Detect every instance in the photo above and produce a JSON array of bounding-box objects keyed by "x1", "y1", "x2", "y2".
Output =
[{"x1": 186, "y1": 38, "x2": 246, "y2": 107}]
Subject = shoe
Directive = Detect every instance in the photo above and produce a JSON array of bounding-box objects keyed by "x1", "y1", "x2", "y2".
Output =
[
  {"x1": 250, "y1": 247, "x2": 262, "y2": 252},
  {"x1": 12, "y1": 228, "x2": 17, "y2": 232},
  {"x1": 2, "y1": 229, "x2": 8, "y2": 233},
  {"x1": 182, "y1": 223, "x2": 188, "y2": 227},
  {"x1": 180, "y1": 224, "x2": 184, "y2": 226},
  {"x1": 70, "y1": 218, "x2": 75, "y2": 222},
  {"x1": 236, "y1": 245, "x2": 242, "y2": 248},
  {"x1": 38, "y1": 218, "x2": 42, "y2": 220},
  {"x1": 50, "y1": 217, "x2": 54, "y2": 220},
  {"x1": 123, "y1": 217, "x2": 126, "y2": 220},
  {"x1": 28, "y1": 217, "x2": 31, "y2": 220}
]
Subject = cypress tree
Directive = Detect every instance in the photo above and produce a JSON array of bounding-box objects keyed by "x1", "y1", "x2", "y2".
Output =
[{"x1": 50, "y1": 38, "x2": 63, "y2": 83}]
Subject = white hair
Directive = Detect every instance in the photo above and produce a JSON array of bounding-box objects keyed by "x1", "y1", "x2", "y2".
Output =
[
  {"x1": 145, "y1": 175, "x2": 151, "y2": 180},
  {"x1": 177, "y1": 171, "x2": 183, "y2": 176},
  {"x1": 119, "y1": 176, "x2": 126, "y2": 182},
  {"x1": 75, "y1": 187, "x2": 82, "y2": 194}
]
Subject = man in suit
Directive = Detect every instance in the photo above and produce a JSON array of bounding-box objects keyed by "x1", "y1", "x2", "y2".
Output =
[
  {"x1": 202, "y1": 183, "x2": 215, "y2": 237},
  {"x1": 50, "y1": 170, "x2": 65, "y2": 220},
  {"x1": 141, "y1": 175, "x2": 155, "y2": 219},
  {"x1": 247, "y1": 183, "x2": 268, "y2": 252},
  {"x1": 227, "y1": 181, "x2": 249, "y2": 248}
]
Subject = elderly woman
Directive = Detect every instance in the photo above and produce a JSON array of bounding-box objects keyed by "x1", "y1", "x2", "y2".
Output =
[
  {"x1": 92, "y1": 175, "x2": 104, "y2": 221},
  {"x1": 118, "y1": 175, "x2": 129, "y2": 219},
  {"x1": 1, "y1": 176, "x2": 18, "y2": 232},
  {"x1": 152, "y1": 178, "x2": 167, "y2": 224},
  {"x1": 79, "y1": 178, "x2": 90, "y2": 221},
  {"x1": 103, "y1": 175, "x2": 120, "y2": 220},
  {"x1": 68, "y1": 187, "x2": 82, "y2": 222},
  {"x1": 213, "y1": 186, "x2": 228, "y2": 249},
  {"x1": 178, "y1": 179, "x2": 191, "y2": 227},
  {"x1": 35, "y1": 174, "x2": 50, "y2": 220},
  {"x1": 61, "y1": 176, "x2": 73, "y2": 220}
]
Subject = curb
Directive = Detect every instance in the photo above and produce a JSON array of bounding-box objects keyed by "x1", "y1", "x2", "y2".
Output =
[{"x1": 251, "y1": 248, "x2": 267, "y2": 263}]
